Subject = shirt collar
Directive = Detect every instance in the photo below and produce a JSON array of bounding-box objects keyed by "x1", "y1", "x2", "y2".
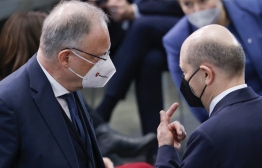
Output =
[
  {"x1": 209, "y1": 84, "x2": 247, "y2": 116},
  {"x1": 37, "y1": 56, "x2": 69, "y2": 98}
]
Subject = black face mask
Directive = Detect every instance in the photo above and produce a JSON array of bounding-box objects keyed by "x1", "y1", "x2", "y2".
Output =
[{"x1": 180, "y1": 68, "x2": 207, "y2": 107}]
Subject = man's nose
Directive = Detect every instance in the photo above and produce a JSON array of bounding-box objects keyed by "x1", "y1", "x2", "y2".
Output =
[{"x1": 193, "y1": 3, "x2": 206, "y2": 13}]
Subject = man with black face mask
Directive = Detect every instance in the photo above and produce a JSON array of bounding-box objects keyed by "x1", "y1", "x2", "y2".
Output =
[
  {"x1": 164, "y1": 0, "x2": 262, "y2": 123},
  {"x1": 155, "y1": 24, "x2": 262, "y2": 168}
]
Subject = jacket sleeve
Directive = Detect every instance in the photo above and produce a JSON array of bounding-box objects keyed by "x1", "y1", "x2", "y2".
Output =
[
  {"x1": 180, "y1": 129, "x2": 218, "y2": 167},
  {"x1": 155, "y1": 129, "x2": 218, "y2": 168},
  {"x1": 155, "y1": 145, "x2": 181, "y2": 168},
  {"x1": 163, "y1": 17, "x2": 189, "y2": 89},
  {"x1": 0, "y1": 96, "x2": 19, "y2": 168},
  {"x1": 137, "y1": 0, "x2": 184, "y2": 16}
]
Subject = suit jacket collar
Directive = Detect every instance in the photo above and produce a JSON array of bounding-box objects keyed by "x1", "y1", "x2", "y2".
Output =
[
  {"x1": 27, "y1": 54, "x2": 78, "y2": 168},
  {"x1": 210, "y1": 87, "x2": 259, "y2": 118},
  {"x1": 27, "y1": 55, "x2": 105, "y2": 168}
]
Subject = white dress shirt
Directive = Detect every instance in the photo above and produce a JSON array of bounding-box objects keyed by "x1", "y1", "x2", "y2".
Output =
[
  {"x1": 209, "y1": 84, "x2": 247, "y2": 116},
  {"x1": 37, "y1": 57, "x2": 72, "y2": 120}
]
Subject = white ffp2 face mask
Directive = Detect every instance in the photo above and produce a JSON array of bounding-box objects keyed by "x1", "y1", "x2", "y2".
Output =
[
  {"x1": 68, "y1": 50, "x2": 116, "y2": 88},
  {"x1": 187, "y1": 4, "x2": 222, "y2": 28}
]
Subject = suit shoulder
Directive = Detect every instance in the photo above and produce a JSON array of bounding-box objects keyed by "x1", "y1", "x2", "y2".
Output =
[
  {"x1": 225, "y1": 0, "x2": 262, "y2": 15},
  {"x1": 0, "y1": 65, "x2": 29, "y2": 98},
  {"x1": 163, "y1": 16, "x2": 192, "y2": 48}
]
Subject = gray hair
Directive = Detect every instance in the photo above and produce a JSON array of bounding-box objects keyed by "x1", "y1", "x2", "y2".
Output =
[
  {"x1": 39, "y1": 0, "x2": 109, "y2": 59},
  {"x1": 186, "y1": 38, "x2": 245, "y2": 78}
]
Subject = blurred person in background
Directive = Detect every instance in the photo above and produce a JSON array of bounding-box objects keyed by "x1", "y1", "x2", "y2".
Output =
[{"x1": 0, "y1": 11, "x2": 46, "y2": 80}]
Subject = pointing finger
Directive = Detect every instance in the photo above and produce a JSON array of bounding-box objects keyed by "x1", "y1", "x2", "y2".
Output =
[{"x1": 166, "y1": 103, "x2": 179, "y2": 118}]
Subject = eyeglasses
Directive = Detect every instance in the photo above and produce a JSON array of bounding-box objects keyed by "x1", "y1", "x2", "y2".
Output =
[{"x1": 62, "y1": 47, "x2": 109, "y2": 61}]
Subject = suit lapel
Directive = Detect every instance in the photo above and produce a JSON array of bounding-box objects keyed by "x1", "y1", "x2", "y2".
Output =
[
  {"x1": 210, "y1": 87, "x2": 259, "y2": 118},
  {"x1": 75, "y1": 91, "x2": 105, "y2": 168},
  {"x1": 27, "y1": 55, "x2": 78, "y2": 168},
  {"x1": 60, "y1": 106, "x2": 87, "y2": 151},
  {"x1": 75, "y1": 91, "x2": 96, "y2": 141}
]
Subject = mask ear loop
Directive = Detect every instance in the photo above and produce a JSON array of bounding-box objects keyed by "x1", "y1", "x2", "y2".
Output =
[
  {"x1": 199, "y1": 85, "x2": 207, "y2": 99},
  {"x1": 68, "y1": 67, "x2": 84, "y2": 79},
  {"x1": 188, "y1": 68, "x2": 200, "y2": 82},
  {"x1": 188, "y1": 68, "x2": 206, "y2": 99},
  {"x1": 68, "y1": 50, "x2": 96, "y2": 79},
  {"x1": 71, "y1": 50, "x2": 95, "y2": 65}
]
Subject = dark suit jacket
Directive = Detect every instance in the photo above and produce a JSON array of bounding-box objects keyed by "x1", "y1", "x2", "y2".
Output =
[
  {"x1": 155, "y1": 87, "x2": 262, "y2": 167},
  {"x1": 0, "y1": 54, "x2": 105, "y2": 168}
]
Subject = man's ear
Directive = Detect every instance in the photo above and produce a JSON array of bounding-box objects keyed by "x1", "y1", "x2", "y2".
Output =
[
  {"x1": 58, "y1": 49, "x2": 71, "y2": 67},
  {"x1": 200, "y1": 65, "x2": 214, "y2": 86}
]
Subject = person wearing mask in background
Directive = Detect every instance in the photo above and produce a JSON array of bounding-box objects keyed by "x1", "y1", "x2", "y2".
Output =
[
  {"x1": 163, "y1": 0, "x2": 262, "y2": 123},
  {"x1": 91, "y1": 0, "x2": 184, "y2": 164},
  {"x1": 156, "y1": 24, "x2": 262, "y2": 168},
  {"x1": 0, "y1": 1, "x2": 115, "y2": 167},
  {"x1": 0, "y1": 9, "x2": 157, "y2": 167}
]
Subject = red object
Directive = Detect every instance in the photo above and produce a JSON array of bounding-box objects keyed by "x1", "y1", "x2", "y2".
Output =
[{"x1": 116, "y1": 162, "x2": 153, "y2": 168}]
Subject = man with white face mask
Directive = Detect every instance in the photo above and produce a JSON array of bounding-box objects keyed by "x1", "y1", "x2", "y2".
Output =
[
  {"x1": 0, "y1": 1, "x2": 116, "y2": 167},
  {"x1": 163, "y1": 0, "x2": 262, "y2": 123},
  {"x1": 65, "y1": 48, "x2": 115, "y2": 88}
]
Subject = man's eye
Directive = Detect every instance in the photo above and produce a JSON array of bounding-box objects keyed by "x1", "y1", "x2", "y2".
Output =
[
  {"x1": 200, "y1": 0, "x2": 208, "y2": 4},
  {"x1": 183, "y1": 1, "x2": 193, "y2": 8}
]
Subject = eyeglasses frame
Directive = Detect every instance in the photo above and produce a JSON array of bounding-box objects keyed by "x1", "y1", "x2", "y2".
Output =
[{"x1": 62, "y1": 47, "x2": 108, "y2": 61}]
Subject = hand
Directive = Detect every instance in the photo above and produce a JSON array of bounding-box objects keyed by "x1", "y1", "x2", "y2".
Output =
[
  {"x1": 103, "y1": 157, "x2": 114, "y2": 168},
  {"x1": 157, "y1": 103, "x2": 186, "y2": 149},
  {"x1": 103, "y1": 0, "x2": 135, "y2": 22}
]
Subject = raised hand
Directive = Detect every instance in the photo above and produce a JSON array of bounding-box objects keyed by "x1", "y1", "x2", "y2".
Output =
[{"x1": 157, "y1": 103, "x2": 186, "y2": 149}]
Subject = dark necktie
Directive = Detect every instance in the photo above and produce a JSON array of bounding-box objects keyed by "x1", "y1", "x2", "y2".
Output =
[
  {"x1": 61, "y1": 93, "x2": 86, "y2": 143},
  {"x1": 60, "y1": 93, "x2": 94, "y2": 167}
]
